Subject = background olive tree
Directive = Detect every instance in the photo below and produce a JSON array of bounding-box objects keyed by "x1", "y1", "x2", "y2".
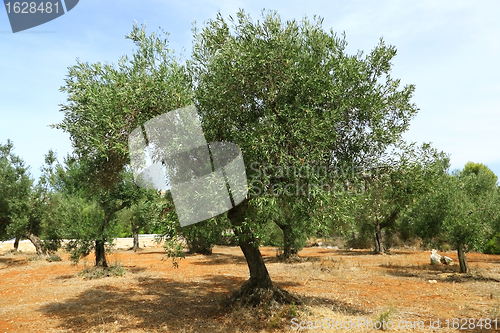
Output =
[
  {"x1": 0, "y1": 140, "x2": 33, "y2": 250},
  {"x1": 347, "y1": 143, "x2": 449, "y2": 254},
  {"x1": 402, "y1": 162, "x2": 499, "y2": 273},
  {"x1": 54, "y1": 23, "x2": 192, "y2": 267},
  {"x1": 0, "y1": 141, "x2": 63, "y2": 255}
]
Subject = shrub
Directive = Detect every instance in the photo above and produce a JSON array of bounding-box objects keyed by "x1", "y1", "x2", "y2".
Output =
[
  {"x1": 78, "y1": 265, "x2": 125, "y2": 279},
  {"x1": 46, "y1": 254, "x2": 62, "y2": 262}
]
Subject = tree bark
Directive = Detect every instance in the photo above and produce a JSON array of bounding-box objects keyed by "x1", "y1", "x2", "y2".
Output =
[
  {"x1": 374, "y1": 222, "x2": 384, "y2": 254},
  {"x1": 13, "y1": 236, "x2": 20, "y2": 251},
  {"x1": 276, "y1": 222, "x2": 298, "y2": 260},
  {"x1": 228, "y1": 200, "x2": 273, "y2": 289},
  {"x1": 26, "y1": 232, "x2": 45, "y2": 256},
  {"x1": 132, "y1": 230, "x2": 140, "y2": 252},
  {"x1": 95, "y1": 209, "x2": 112, "y2": 267},
  {"x1": 374, "y1": 211, "x2": 399, "y2": 254},
  {"x1": 457, "y1": 244, "x2": 468, "y2": 273},
  {"x1": 95, "y1": 240, "x2": 108, "y2": 267}
]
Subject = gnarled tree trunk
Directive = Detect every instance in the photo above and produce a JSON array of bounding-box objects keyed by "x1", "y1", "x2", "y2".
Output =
[
  {"x1": 226, "y1": 200, "x2": 301, "y2": 307},
  {"x1": 276, "y1": 222, "x2": 298, "y2": 261},
  {"x1": 132, "y1": 229, "x2": 140, "y2": 252},
  {"x1": 94, "y1": 209, "x2": 115, "y2": 267},
  {"x1": 373, "y1": 211, "x2": 399, "y2": 254},
  {"x1": 228, "y1": 200, "x2": 272, "y2": 289},
  {"x1": 374, "y1": 222, "x2": 384, "y2": 254},
  {"x1": 95, "y1": 240, "x2": 108, "y2": 267},
  {"x1": 26, "y1": 232, "x2": 45, "y2": 256},
  {"x1": 457, "y1": 244, "x2": 468, "y2": 273}
]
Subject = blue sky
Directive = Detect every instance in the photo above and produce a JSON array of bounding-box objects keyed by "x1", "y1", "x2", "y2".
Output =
[{"x1": 1, "y1": 0, "x2": 500, "y2": 181}]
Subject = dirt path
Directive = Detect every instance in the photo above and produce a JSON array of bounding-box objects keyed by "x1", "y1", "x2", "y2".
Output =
[{"x1": 1, "y1": 241, "x2": 499, "y2": 332}]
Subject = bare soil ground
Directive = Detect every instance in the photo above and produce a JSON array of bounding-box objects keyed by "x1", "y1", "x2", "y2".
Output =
[{"x1": 1, "y1": 239, "x2": 499, "y2": 332}]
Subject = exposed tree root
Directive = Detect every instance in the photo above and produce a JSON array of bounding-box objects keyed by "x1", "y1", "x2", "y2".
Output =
[{"x1": 225, "y1": 280, "x2": 302, "y2": 308}]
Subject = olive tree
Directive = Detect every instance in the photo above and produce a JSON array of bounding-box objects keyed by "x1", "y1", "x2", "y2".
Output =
[
  {"x1": 0, "y1": 140, "x2": 33, "y2": 249},
  {"x1": 403, "y1": 163, "x2": 498, "y2": 273},
  {"x1": 190, "y1": 10, "x2": 418, "y2": 300},
  {"x1": 54, "y1": 23, "x2": 192, "y2": 267},
  {"x1": 352, "y1": 143, "x2": 449, "y2": 254},
  {"x1": 0, "y1": 142, "x2": 63, "y2": 255}
]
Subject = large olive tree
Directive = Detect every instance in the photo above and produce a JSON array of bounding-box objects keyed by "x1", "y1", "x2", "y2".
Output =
[{"x1": 190, "y1": 10, "x2": 418, "y2": 299}]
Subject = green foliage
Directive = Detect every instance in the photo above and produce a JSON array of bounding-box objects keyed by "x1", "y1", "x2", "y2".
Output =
[
  {"x1": 484, "y1": 233, "x2": 500, "y2": 255},
  {"x1": 349, "y1": 143, "x2": 449, "y2": 252},
  {"x1": 60, "y1": 196, "x2": 109, "y2": 263},
  {"x1": 191, "y1": 10, "x2": 417, "y2": 173},
  {"x1": 54, "y1": 23, "x2": 192, "y2": 189},
  {"x1": 155, "y1": 190, "x2": 234, "y2": 254},
  {"x1": 0, "y1": 140, "x2": 33, "y2": 241},
  {"x1": 182, "y1": 215, "x2": 232, "y2": 254},
  {"x1": 250, "y1": 195, "x2": 319, "y2": 256},
  {"x1": 463, "y1": 162, "x2": 498, "y2": 185},
  {"x1": 53, "y1": 23, "x2": 193, "y2": 266},
  {"x1": 257, "y1": 221, "x2": 284, "y2": 247},
  {"x1": 46, "y1": 254, "x2": 62, "y2": 262},
  {"x1": 190, "y1": 9, "x2": 418, "y2": 265},
  {"x1": 113, "y1": 189, "x2": 163, "y2": 238},
  {"x1": 163, "y1": 235, "x2": 185, "y2": 269},
  {"x1": 402, "y1": 163, "x2": 499, "y2": 271}
]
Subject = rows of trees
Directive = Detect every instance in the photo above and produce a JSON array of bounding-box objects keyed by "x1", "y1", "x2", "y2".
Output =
[{"x1": 1, "y1": 10, "x2": 500, "y2": 304}]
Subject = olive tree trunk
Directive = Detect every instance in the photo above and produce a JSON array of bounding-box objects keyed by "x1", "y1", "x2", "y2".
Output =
[
  {"x1": 374, "y1": 222, "x2": 384, "y2": 254},
  {"x1": 26, "y1": 232, "x2": 45, "y2": 256},
  {"x1": 275, "y1": 222, "x2": 298, "y2": 260},
  {"x1": 132, "y1": 230, "x2": 140, "y2": 252},
  {"x1": 95, "y1": 240, "x2": 108, "y2": 267},
  {"x1": 457, "y1": 244, "x2": 468, "y2": 273},
  {"x1": 13, "y1": 236, "x2": 20, "y2": 251},
  {"x1": 95, "y1": 211, "x2": 110, "y2": 267},
  {"x1": 228, "y1": 201, "x2": 273, "y2": 289}
]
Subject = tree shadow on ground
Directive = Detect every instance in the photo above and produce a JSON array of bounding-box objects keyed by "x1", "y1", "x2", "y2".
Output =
[
  {"x1": 264, "y1": 256, "x2": 321, "y2": 264},
  {"x1": 37, "y1": 272, "x2": 365, "y2": 332},
  {"x1": 0, "y1": 256, "x2": 29, "y2": 269},
  {"x1": 190, "y1": 252, "x2": 247, "y2": 266},
  {"x1": 318, "y1": 249, "x2": 374, "y2": 256},
  {"x1": 381, "y1": 263, "x2": 500, "y2": 283},
  {"x1": 38, "y1": 275, "x2": 277, "y2": 332},
  {"x1": 130, "y1": 251, "x2": 166, "y2": 255},
  {"x1": 299, "y1": 295, "x2": 371, "y2": 316},
  {"x1": 121, "y1": 266, "x2": 148, "y2": 274},
  {"x1": 466, "y1": 254, "x2": 500, "y2": 264}
]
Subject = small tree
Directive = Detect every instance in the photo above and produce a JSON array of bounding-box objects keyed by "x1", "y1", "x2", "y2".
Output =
[
  {"x1": 27, "y1": 150, "x2": 66, "y2": 255},
  {"x1": 251, "y1": 195, "x2": 320, "y2": 260},
  {"x1": 0, "y1": 140, "x2": 33, "y2": 249},
  {"x1": 0, "y1": 141, "x2": 63, "y2": 255},
  {"x1": 116, "y1": 189, "x2": 163, "y2": 252},
  {"x1": 352, "y1": 143, "x2": 449, "y2": 254},
  {"x1": 403, "y1": 163, "x2": 498, "y2": 273},
  {"x1": 55, "y1": 156, "x2": 145, "y2": 266}
]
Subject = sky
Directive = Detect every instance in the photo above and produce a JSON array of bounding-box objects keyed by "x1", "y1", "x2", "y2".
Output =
[{"x1": 1, "y1": 0, "x2": 500, "y2": 181}]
